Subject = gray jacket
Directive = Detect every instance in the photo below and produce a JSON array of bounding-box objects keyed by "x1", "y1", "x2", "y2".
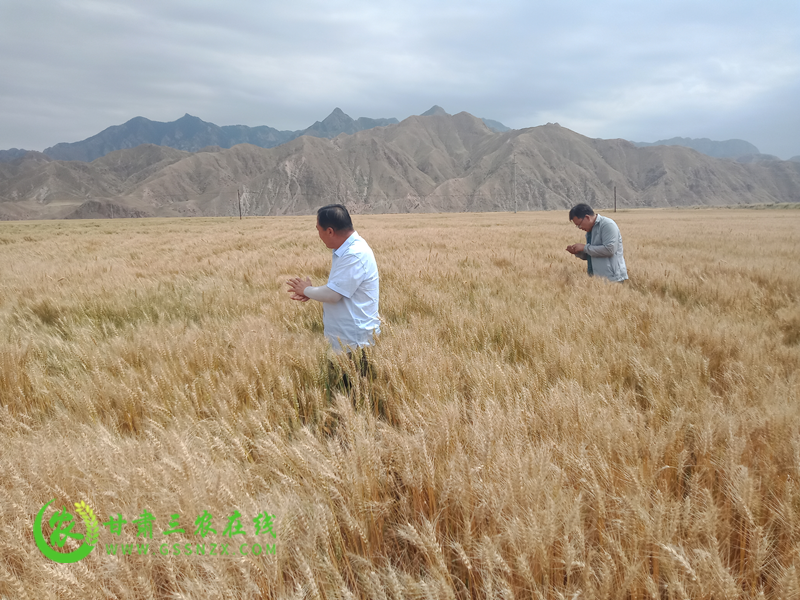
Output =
[{"x1": 577, "y1": 214, "x2": 628, "y2": 282}]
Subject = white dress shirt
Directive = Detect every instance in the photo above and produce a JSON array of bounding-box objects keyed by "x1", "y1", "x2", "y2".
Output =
[{"x1": 323, "y1": 231, "x2": 380, "y2": 351}]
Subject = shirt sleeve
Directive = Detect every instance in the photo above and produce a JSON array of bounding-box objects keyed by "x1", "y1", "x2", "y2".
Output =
[
  {"x1": 327, "y1": 251, "x2": 367, "y2": 299},
  {"x1": 585, "y1": 219, "x2": 619, "y2": 258},
  {"x1": 303, "y1": 285, "x2": 343, "y2": 303}
]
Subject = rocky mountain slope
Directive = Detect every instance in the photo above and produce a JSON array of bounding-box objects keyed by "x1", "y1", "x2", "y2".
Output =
[
  {"x1": 39, "y1": 110, "x2": 400, "y2": 162},
  {"x1": 632, "y1": 137, "x2": 762, "y2": 159},
  {"x1": 1, "y1": 112, "x2": 798, "y2": 220},
  {"x1": 1, "y1": 107, "x2": 510, "y2": 164}
]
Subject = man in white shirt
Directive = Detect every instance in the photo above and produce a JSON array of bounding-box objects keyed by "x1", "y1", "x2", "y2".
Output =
[{"x1": 286, "y1": 204, "x2": 381, "y2": 354}]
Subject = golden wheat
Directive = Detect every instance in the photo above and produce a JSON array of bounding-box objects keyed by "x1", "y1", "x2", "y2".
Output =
[{"x1": 0, "y1": 208, "x2": 798, "y2": 599}]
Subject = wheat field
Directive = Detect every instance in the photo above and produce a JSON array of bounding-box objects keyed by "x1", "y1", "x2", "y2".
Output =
[{"x1": 1, "y1": 208, "x2": 799, "y2": 599}]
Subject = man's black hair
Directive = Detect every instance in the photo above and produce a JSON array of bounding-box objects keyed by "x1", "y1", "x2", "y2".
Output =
[
  {"x1": 317, "y1": 204, "x2": 354, "y2": 232},
  {"x1": 568, "y1": 203, "x2": 595, "y2": 221}
]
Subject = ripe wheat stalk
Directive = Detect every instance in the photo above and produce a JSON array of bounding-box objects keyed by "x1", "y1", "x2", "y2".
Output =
[{"x1": 0, "y1": 208, "x2": 798, "y2": 599}]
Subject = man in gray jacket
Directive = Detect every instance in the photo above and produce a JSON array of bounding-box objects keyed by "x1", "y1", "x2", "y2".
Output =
[{"x1": 566, "y1": 204, "x2": 628, "y2": 282}]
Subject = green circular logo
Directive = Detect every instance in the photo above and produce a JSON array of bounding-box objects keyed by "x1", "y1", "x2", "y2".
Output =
[{"x1": 34, "y1": 499, "x2": 99, "y2": 564}]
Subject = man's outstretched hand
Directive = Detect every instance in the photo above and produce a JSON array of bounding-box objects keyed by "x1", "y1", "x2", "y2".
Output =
[{"x1": 286, "y1": 276, "x2": 312, "y2": 302}]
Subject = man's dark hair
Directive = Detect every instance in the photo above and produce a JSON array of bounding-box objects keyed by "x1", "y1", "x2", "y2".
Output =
[
  {"x1": 317, "y1": 204, "x2": 354, "y2": 232},
  {"x1": 568, "y1": 203, "x2": 595, "y2": 221}
]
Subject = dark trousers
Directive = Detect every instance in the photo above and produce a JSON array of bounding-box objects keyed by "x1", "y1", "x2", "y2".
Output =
[{"x1": 326, "y1": 346, "x2": 374, "y2": 396}]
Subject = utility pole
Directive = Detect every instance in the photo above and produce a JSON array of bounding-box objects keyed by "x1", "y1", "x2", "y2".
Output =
[
  {"x1": 513, "y1": 153, "x2": 517, "y2": 213},
  {"x1": 237, "y1": 188, "x2": 243, "y2": 220},
  {"x1": 614, "y1": 186, "x2": 617, "y2": 212}
]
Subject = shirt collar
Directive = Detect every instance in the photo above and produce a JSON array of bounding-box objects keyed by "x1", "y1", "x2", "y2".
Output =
[{"x1": 333, "y1": 231, "x2": 359, "y2": 256}]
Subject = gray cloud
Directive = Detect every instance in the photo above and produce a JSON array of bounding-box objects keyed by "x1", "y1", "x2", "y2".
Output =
[{"x1": 1, "y1": 0, "x2": 798, "y2": 157}]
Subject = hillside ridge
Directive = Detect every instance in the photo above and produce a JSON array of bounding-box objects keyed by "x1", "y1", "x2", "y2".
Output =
[{"x1": 1, "y1": 112, "x2": 798, "y2": 220}]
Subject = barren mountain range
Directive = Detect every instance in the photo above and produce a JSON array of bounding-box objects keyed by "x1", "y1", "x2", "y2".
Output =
[
  {"x1": 0, "y1": 106, "x2": 508, "y2": 164},
  {"x1": 632, "y1": 137, "x2": 760, "y2": 159},
  {"x1": 1, "y1": 110, "x2": 799, "y2": 220},
  {"x1": 38, "y1": 110, "x2": 401, "y2": 163}
]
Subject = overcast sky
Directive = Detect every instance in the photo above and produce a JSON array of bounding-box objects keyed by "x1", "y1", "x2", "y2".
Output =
[{"x1": 2, "y1": 0, "x2": 798, "y2": 157}]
